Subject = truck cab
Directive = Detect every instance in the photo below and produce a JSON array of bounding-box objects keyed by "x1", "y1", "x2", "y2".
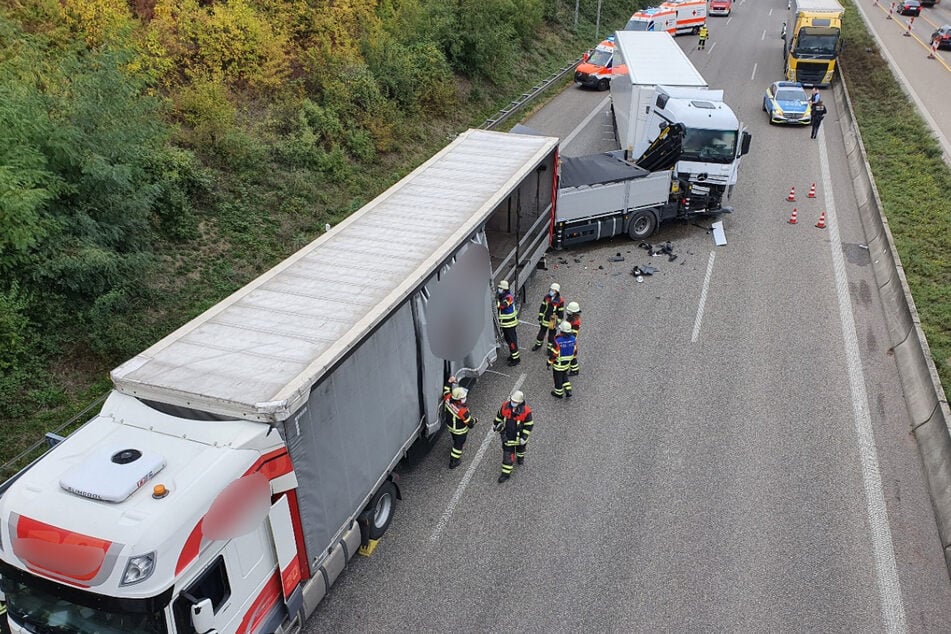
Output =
[{"x1": 575, "y1": 36, "x2": 616, "y2": 91}]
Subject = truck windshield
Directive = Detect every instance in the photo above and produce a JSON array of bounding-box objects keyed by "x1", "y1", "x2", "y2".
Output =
[
  {"x1": 793, "y1": 29, "x2": 839, "y2": 56},
  {"x1": 624, "y1": 19, "x2": 650, "y2": 31},
  {"x1": 1, "y1": 575, "x2": 169, "y2": 634},
  {"x1": 587, "y1": 49, "x2": 612, "y2": 67},
  {"x1": 680, "y1": 128, "x2": 738, "y2": 164}
]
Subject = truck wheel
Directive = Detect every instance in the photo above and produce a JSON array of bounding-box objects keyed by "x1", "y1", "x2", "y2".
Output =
[
  {"x1": 597, "y1": 78, "x2": 610, "y2": 91},
  {"x1": 628, "y1": 210, "x2": 657, "y2": 240},
  {"x1": 367, "y1": 481, "x2": 398, "y2": 540}
]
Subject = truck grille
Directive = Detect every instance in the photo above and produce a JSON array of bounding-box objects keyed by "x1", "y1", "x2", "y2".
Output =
[{"x1": 794, "y1": 61, "x2": 830, "y2": 85}]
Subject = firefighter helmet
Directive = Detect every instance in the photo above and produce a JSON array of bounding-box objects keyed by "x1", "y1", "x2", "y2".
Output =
[
  {"x1": 510, "y1": 390, "x2": 525, "y2": 405},
  {"x1": 451, "y1": 386, "x2": 467, "y2": 400},
  {"x1": 550, "y1": 282, "x2": 560, "y2": 293},
  {"x1": 559, "y1": 320, "x2": 572, "y2": 333},
  {"x1": 498, "y1": 280, "x2": 509, "y2": 291},
  {"x1": 566, "y1": 301, "x2": 581, "y2": 315}
]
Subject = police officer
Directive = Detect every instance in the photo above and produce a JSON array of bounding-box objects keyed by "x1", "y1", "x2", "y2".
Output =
[
  {"x1": 493, "y1": 390, "x2": 534, "y2": 483},
  {"x1": 698, "y1": 25, "x2": 709, "y2": 50},
  {"x1": 497, "y1": 280, "x2": 520, "y2": 366},
  {"x1": 565, "y1": 301, "x2": 581, "y2": 376},
  {"x1": 548, "y1": 321, "x2": 577, "y2": 399},
  {"x1": 443, "y1": 375, "x2": 476, "y2": 469},
  {"x1": 532, "y1": 282, "x2": 565, "y2": 351}
]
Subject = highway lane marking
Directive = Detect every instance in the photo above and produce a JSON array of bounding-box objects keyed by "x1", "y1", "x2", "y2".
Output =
[
  {"x1": 751, "y1": 62, "x2": 758, "y2": 81},
  {"x1": 563, "y1": 96, "x2": 612, "y2": 150},
  {"x1": 761, "y1": 29, "x2": 766, "y2": 40},
  {"x1": 691, "y1": 251, "x2": 716, "y2": 343},
  {"x1": 818, "y1": 128, "x2": 908, "y2": 633},
  {"x1": 707, "y1": 41, "x2": 717, "y2": 54},
  {"x1": 429, "y1": 372, "x2": 527, "y2": 543}
]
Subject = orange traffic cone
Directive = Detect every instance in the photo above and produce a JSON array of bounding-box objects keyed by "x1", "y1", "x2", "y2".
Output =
[
  {"x1": 815, "y1": 210, "x2": 826, "y2": 229},
  {"x1": 788, "y1": 208, "x2": 798, "y2": 224},
  {"x1": 786, "y1": 186, "x2": 796, "y2": 202},
  {"x1": 807, "y1": 183, "x2": 816, "y2": 198}
]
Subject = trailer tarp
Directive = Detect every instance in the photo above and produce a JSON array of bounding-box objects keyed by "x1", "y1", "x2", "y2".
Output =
[{"x1": 560, "y1": 153, "x2": 648, "y2": 189}]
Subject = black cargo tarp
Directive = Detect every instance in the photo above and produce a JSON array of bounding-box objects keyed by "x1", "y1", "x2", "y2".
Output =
[{"x1": 560, "y1": 153, "x2": 648, "y2": 189}]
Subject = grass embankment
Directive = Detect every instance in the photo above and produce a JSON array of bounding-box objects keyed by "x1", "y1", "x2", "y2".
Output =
[{"x1": 839, "y1": 0, "x2": 951, "y2": 403}]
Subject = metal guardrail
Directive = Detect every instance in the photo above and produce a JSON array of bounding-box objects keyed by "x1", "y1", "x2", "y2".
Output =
[{"x1": 481, "y1": 57, "x2": 584, "y2": 131}]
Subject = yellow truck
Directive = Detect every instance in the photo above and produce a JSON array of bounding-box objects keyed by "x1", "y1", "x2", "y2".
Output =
[{"x1": 784, "y1": 0, "x2": 845, "y2": 87}]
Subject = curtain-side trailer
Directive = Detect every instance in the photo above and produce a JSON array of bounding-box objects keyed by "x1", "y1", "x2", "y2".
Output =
[{"x1": 0, "y1": 129, "x2": 559, "y2": 634}]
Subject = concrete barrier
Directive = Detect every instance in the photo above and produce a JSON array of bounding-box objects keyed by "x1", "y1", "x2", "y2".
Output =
[{"x1": 833, "y1": 77, "x2": 951, "y2": 572}]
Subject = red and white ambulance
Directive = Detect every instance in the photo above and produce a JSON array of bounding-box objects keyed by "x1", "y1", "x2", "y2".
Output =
[{"x1": 624, "y1": 0, "x2": 707, "y2": 35}]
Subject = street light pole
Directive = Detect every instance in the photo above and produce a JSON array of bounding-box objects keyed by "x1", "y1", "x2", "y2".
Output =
[
  {"x1": 595, "y1": 0, "x2": 603, "y2": 40},
  {"x1": 574, "y1": 0, "x2": 580, "y2": 30}
]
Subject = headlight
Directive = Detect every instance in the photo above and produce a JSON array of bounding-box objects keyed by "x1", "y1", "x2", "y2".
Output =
[
  {"x1": 773, "y1": 105, "x2": 784, "y2": 117},
  {"x1": 120, "y1": 552, "x2": 156, "y2": 586}
]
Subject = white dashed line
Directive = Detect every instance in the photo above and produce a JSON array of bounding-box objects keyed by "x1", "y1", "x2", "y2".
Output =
[{"x1": 691, "y1": 251, "x2": 716, "y2": 343}]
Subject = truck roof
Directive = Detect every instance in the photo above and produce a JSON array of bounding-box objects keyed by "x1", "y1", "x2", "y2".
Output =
[
  {"x1": 111, "y1": 129, "x2": 559, "y2": 422},
  {"x1": 793, "y1": 0, "x2": 845, "y2": 13},
  {"x1": 613, "y1": 31, "x2": 707, "y2": 88},
  {"x1": 659, "y1": 87, "x2": 739, "y2": 129}
]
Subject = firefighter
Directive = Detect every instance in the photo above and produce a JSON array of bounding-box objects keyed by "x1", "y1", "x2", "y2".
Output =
[
  {"x1": 532, "y1": 282, "x2": 565, "y2": 351},
  {"x1": 565, "y1": 301, "x2": 581, "y2": 376},
  {"x1": 443, "y1": 375, "x2": 476, "y2": 469},
  {"x1": 497, "y1": 280, "x2": 520, "y2": 366},
  {"x1": 493, "y1": 390, "x2": 534, "y2": 483},
  {"x1": 698, "y1": 25, "x2": 709, "y2": 50},
  {"x1": 548, "y1": 321, "x2": 577, "y2": 399}
]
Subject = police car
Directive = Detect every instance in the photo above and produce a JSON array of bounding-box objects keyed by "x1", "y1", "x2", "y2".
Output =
[{"x1": 763, "y1": 81, "x2": 812, "y2": 125}]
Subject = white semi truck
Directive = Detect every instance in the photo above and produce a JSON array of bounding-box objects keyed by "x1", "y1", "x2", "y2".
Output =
[
  {"x1": 0, "y1": 129, "x2": 559, "y2": 634},
  {"x1": 610, "y1": 31, "x2": 751, "y2": 213}
]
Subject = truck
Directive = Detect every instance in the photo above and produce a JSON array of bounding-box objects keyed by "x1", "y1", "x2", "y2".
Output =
[
  {"x1": 784, "y1": 0, "x2": 845, "y2": 86},
  {"x1": 0, "y1": 128, "x2": 560, "y2": 634},
  {"x1": 709, "y1": 0, "x2": 733, "y2": 17},
  {"x1": 574, "y1": 36, "x2": 615, "y2": 91},
  {"x1": 624, "y1": 0, "x2": 707, "y2": 35},
  {"x1": 610, "y1": 31, "x2": 751, "y2": 215}
]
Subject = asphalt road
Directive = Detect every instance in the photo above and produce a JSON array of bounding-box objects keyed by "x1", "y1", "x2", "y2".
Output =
[{"x1": 305, "y1": 1, "x2": 951, "y2": 630}]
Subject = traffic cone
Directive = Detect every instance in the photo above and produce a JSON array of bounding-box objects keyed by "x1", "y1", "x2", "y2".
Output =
[
  {"x1": 807, "y1": 183, "x2": 816, "y2": 198},
  {"x1": 929, "y1": 41, "x2": 938, "y2": 59},
  {"x1": 786, "y1": 186, "x2": 796, "y2": 202},
  {"x1": 815, "y1": 210, "x2": 826, "y2": 229},
  {"x1": 788, "y1": 208, "x2": 798, "y2": 224}
]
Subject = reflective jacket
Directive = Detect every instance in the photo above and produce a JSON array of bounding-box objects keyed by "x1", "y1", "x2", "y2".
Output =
[
  {"x1": 497, "y1": 290, "x2": 518, "y2": 328},
  {"x1": 548, "y1": 333, "x2": 577, "y2": 371},
  {"x1": 537, "y1": 292, "x2": 565, "y2": 328},
  {"x1": 442, "y1": 384, "x2": 474, "y2": 433},
  {"x1": 494, "y1": 401, "x2": 534, "y2": 446},
  {"x1": 567, "y1": 314, "x2": 581, "y2": 338}
]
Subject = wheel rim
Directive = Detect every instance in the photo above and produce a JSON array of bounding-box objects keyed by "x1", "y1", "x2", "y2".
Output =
[
  {"x1": 633, "y1": 216, "x2": 651, "y2": 235},
  {"x1": 373, "y1": 492, "x2": 392, "y2": 528}
]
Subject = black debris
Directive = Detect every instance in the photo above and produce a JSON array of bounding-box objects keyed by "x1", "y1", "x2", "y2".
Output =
[{"x1": 607, "y1": 252, "x2": 625, "y2": 262}]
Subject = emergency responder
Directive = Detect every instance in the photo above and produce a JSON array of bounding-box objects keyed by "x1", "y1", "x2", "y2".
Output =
[
  {"x1": 493, "y1": 390, "x2": 534, "y2": 483},
  {"x1": 443, "y1": 375, "x2": 476, "y2": 469},
  {"x1": 532, "y1": 282, "x2": 565, "y2": 351},
  {"x1": 497, "y1": 280, "x2": 520, "y2": 366},
  {"x1": 698, "y1": 25, "x2": 709, "y2": 50},
  {"x1": 565, "y1": 301, "x2": 581, "y2": 376},
  {"x1": 548, "y1": 321, "x2": 577, "y2": 399}
]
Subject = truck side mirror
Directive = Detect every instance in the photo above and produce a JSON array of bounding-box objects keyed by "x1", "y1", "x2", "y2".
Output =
[
  {"x1": 740, "y1": 131, "x2": 752, "y2": 156},
  {"x1": 191, "y1": 598, "x2": 217, "y2": 634}
]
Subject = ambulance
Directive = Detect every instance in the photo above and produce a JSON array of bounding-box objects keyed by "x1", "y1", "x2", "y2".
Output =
[
  {"x1": 625, "y1": 0, "x2": 707, "y2": 35},
  {"x1": 574, "y1": 36, "x2": 616, "y2": 91}
]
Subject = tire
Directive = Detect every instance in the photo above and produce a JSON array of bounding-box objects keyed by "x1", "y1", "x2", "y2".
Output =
[
  {"x1": 597, "y1": 78, "x2": 610, "y2": 91},
  {"x1": 628, "y1": 210, "x2": 658, "y2": 240},
  {"x1": 366, "y1": 481, "x2": 398, "y2": 540}
]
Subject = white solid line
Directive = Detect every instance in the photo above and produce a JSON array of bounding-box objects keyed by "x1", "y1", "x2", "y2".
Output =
[
  {"x1": 751, "y1": 63, "x2": 758, "y2": 81},
  {"x1": 817, "y1": 128, "x2": 907, "y2": 632},
  {"x1": 429, "y1": 372, "x2": 527, "y2": 543},
  {"x1": 563, "y1": 96, "x2": 611, "y2": 150},
  {"x1": 691, "y1": 251, "x2": 716, "y2": 342}
]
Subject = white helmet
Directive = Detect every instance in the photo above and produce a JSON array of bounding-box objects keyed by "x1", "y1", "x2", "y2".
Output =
[
  {"x1": 550, "y1": 282, "x2": 560, "y2": 293},
  {"x1": 566, "y1": 301, "x2": 581, "y2": 315},
  {"x1": 498, "y1": 280, "x2": 509, "y2": 291},
  {"x1": 510, "y1": 390, "x2": 525, "y2": 405},
  {"x1": 451, "y1": 386, "x2": 468, "y2": 400},
  {"x1": 559, "y1": 320, "x2": 573, "y2": 333}
]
